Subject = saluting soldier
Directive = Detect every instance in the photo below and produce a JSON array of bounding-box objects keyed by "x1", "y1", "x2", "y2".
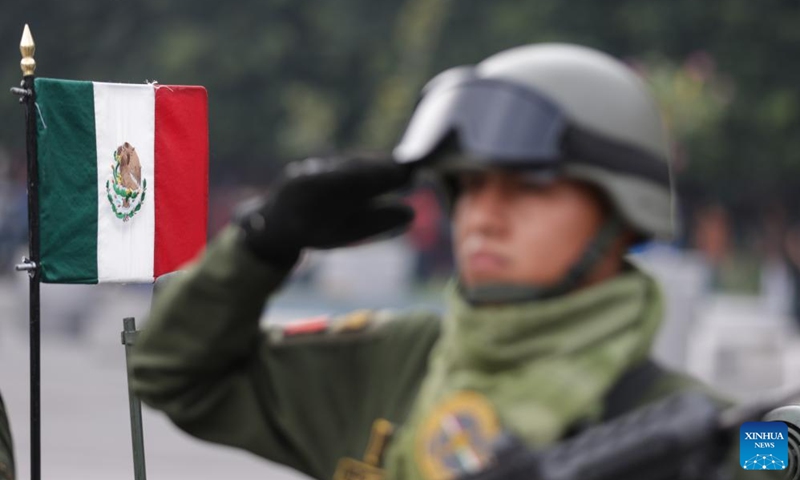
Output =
[{"x1": 130, "y1": 44, "x2": 779, "y2": 479}]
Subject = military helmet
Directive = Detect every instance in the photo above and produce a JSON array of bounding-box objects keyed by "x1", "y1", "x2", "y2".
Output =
[{"x1": 394, "y1": 43, "x2": 674, "y2": 240}]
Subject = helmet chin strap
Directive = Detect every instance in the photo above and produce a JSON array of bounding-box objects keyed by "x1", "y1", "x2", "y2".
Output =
[{"x1": 460, "y1": 215, "x2": 624, "y2": 305}]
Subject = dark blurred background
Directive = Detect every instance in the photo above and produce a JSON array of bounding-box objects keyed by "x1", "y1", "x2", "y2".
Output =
[
  {"x1": 2, "y1": 0, "x2": 800, "y2": 293},
  {"x1": 1, "y1": 2, "x2": 800, "y2": 479}
]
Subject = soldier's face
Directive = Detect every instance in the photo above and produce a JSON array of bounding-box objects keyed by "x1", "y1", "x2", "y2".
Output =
[{"x1": 452, "y1": 170, "x2": 608, "y2": 289}]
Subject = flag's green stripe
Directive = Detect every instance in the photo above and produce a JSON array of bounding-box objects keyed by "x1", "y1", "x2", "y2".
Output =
[{"x1": 35, "y1": 78, "x2": 98, "y2": 283}]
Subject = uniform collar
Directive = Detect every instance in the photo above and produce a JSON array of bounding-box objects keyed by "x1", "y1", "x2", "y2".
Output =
[{"x1": 441, "y1": 267, "x2": 664, "y2": 372}]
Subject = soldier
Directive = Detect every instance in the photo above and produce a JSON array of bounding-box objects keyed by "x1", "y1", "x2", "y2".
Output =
[
  {"x1": 0, "y1": 392, "x2": 13, "y2": 480},
  {"x1": 130, "y1": 44, "x2": 775, "y2": 479}
]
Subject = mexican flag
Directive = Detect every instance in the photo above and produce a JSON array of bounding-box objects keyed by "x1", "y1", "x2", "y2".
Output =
[{"x1": 34, "y1": 79, "x2": 208, "y2": 284}]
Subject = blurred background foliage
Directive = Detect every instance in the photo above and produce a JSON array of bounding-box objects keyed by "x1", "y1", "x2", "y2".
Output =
[{"x1": 1, "y1": 0, "x2": 799, "y2": 231}]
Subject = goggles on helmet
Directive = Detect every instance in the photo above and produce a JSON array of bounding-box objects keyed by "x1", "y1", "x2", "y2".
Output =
[{"x1": 393, "y1": 70, "x2": 669, "y2": 187}]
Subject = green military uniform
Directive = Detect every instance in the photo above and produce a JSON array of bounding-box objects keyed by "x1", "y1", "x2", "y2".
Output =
[
  {"x1": 130, "y1": 227, "x2": 772, "y2": 480},
  {"x1": 0, "y1": 391, "x2": 14, "y2": 480}
]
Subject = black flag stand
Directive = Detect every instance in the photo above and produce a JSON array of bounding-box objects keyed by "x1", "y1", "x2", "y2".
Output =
[{"x1": 11, "y1": 24, "x2": 41, "y2": 480}]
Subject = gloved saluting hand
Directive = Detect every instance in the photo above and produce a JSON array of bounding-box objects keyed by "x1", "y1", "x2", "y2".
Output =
[{"x1": 238, "y1": 154, "x2": 416, "y2": 269}]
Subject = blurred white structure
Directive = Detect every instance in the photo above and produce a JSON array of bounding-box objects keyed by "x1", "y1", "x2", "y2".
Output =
[
  {"x1": 313, "y1": 237, "x2": 415, "y2": 305},
  {"x1": 686, "y1": 294, "x2": 797, "y2": 402},
  {"x1": 635, "y1": 244, "x2": 800, "y2": 403},
  {"x1": 634, "y1": 244, "x2": 711, "y2": 372}
]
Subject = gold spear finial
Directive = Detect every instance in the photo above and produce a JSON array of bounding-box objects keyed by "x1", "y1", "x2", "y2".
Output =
[{"x1": 20, "y1": 24, "x2": 36, "y2": 77}]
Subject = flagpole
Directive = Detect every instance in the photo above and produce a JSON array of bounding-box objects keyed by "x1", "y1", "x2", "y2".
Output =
[{"x1": 11, "y1": 23, "x2": 41, "y2": 480}]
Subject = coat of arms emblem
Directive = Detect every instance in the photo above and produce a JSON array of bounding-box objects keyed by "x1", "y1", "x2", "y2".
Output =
[{"x1": 106, "y1": 142, "x2": 147, "y2": 222}]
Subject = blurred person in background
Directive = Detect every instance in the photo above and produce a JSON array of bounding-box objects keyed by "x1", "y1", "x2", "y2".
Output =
[
  {"x1": 785, "y1": 225, "x2": 800, "y2": 328},
  {"x1": 0, "y1": 154, "x2": 27, "y2": 278},
  {"x1": 130, "y1": 44, "x2": 770, "y2": 479},
  {"x1": 405, "y1": 184, "x2": 446, "y2": 283},
  {"x1": 693, "y1": 203, "x2": 731, "y2": 291},
  {"x1": 758, "y1": 206, "x2": 795, "y2": 318},
  {"x1": 0, "y1": 392, "x2": 13, "y2": 480}
]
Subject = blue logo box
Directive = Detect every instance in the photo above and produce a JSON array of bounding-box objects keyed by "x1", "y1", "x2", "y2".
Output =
[{"x1": 740, "y1": 421, "x2": 788, "y2": 471}]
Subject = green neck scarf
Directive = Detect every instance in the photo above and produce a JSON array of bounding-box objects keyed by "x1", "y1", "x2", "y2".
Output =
[{"x1": 385, "y1": 267, "x2": 664, "y2": 480}]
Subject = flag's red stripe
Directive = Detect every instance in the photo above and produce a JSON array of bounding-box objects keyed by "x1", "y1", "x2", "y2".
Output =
[{"x1": 154, "y1": 86, "x2": 208, "y2": 277}]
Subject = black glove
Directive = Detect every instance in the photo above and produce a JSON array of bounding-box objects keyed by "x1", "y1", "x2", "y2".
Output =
[{"x1": 238, "y1": 155, "x2": 415, "y2": 269}]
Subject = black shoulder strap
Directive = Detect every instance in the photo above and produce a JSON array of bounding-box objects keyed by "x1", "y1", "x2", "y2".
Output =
[
  {"x1": 562, "y1": 358, "x2": 666, "y2": 439},
  {"x1": 601, "y1": 358, "x2": 665, "y2": 421}
]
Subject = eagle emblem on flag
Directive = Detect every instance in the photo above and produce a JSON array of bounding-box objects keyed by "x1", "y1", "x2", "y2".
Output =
[{"x1": 106, "y1": 142, "x2": 147, "y2": 222}]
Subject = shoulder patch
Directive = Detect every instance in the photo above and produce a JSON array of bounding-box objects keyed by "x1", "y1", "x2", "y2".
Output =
[{"x1": 415, "y1": 391, "x2": 502, "y2": 480}]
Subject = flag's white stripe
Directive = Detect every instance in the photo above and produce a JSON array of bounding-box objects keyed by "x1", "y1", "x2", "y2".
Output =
[{"x1": 94, "y1": 82, "x2": 156, "y2": 283}]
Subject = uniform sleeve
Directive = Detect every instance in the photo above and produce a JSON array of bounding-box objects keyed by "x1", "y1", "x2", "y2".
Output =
[
  {"x1": 0, "y1": 392, "x2": 14, "y2": 480},
  {"x1": 129, "y1": 225, "x2": 441, "y2": 479}
]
